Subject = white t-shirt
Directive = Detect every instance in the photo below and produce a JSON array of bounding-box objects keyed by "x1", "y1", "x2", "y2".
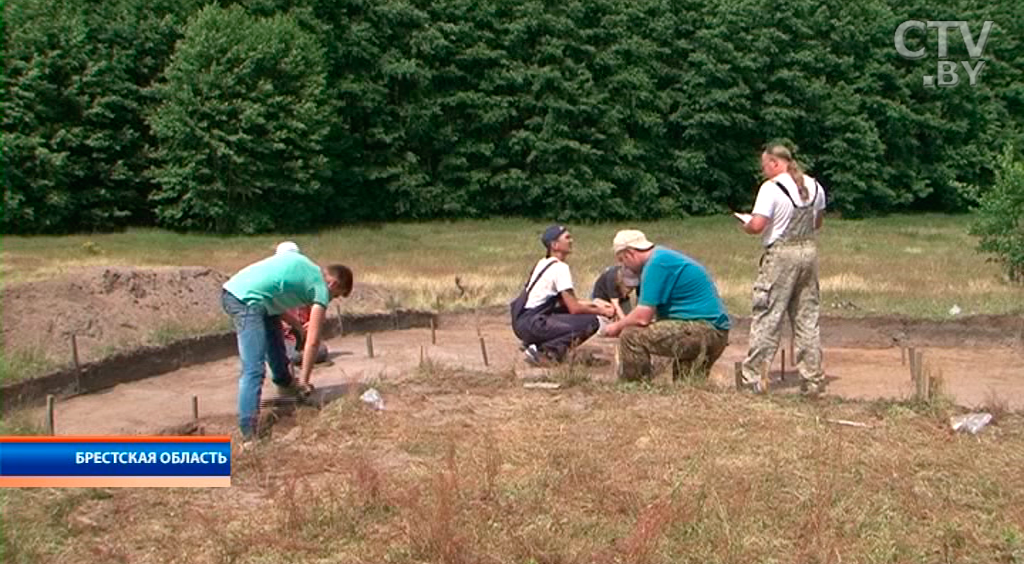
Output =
[
  {"x1": 751, "y1": 172, "x2": 827, "y2": 247},
  {"x1": 524, "y1": 258, "x2": 574, "y2": 309}
]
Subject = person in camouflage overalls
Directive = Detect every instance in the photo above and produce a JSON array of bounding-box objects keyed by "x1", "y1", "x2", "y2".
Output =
[
  {"x1": 603, "y1": 230, "x2": 731, "y2": 381},
  {"x1": 738, "y1": 142, "x2": 827, "y2": 395}
]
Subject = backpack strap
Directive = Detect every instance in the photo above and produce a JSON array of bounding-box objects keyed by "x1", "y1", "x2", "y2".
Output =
[
  {"x1": 524, "y1": 259, "x2": 558, "y2": 295},
  {"x1": 774, "y1": 180, "x2": 814, "y2": 209},
  {"x1": 773, "y1": 181, "x2": 798, "y2": 207}
]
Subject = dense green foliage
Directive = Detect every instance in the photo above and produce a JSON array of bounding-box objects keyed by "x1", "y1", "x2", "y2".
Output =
[
  {"x1": 3, "y1": 0, "x2": 1023, "y2": 233},
  {"x1": 969, "y1": 146, "x2": 1024, "y2": 282},
  {"x1": 147, "y1": 5, "x2": 331, "y2": 233},
  {"x1": 2, "y1": 0, "x2": 200, "y2": 232}
]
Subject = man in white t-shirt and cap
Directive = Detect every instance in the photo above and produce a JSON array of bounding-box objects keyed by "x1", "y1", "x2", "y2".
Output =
[{"x1": 511, "y1": 225, "x2": 614, "y2": 366}]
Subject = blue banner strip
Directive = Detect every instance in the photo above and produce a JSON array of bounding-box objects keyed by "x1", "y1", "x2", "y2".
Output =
[{"x1": 0, "y1": 442, "x2": 231, "y2": 477}]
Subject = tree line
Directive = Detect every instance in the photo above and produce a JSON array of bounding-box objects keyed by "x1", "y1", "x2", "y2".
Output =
[{"x1": 4, "y1": 0, "x2": 1023, "y2": 234}]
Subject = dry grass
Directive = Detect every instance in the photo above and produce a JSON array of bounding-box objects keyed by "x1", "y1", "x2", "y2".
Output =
[
  {"x1": 2, "y1": 215, "x2": 1021, "y2": 318},
  {"x1": 3, "y1": 368, "x2": 1023, "y2": 563}
]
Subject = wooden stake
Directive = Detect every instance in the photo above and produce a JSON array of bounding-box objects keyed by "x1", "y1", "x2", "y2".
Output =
[
  {"x1": 366, "y1": 334, "x2": 374, "y2": 358},
  {"x1": 479, "y1": 337, "x2": 489, "y2": 367},
  {"x1": 908, "y1": 347, "x2": 917, "y2": 383},
  {"x1": 45, "y1": 395, "x2": 55, "y2": 436},
  {"x1": 921, "y1": 352, "x2": 929, "y2": 401},
  {"x1": 430, "y1": 318, "x2": 437, "y2": 345},
  {"x1": 734, "y1": 361, "x2": 743, "y2": 390},
  {"x1": 71, "y1": 334, "x2": 82, "y2": 392},
  {"x1": 192, "y1": 396, "x2": 199, "y2": 421},
  {"x1": 781, "y1": 349, "x2": 786, "y2": 382},
  {"x1": 900, "y1": 346, "x2": 906, "y2": 366},
  {"x1": 760, "y1": 361, "x2": 770, "y2": 393},
  {"x1": 71, "y1": 334, "x2": 81, "y2": 371},
  {"x1": 419, "y1": 345, "x2": 425, "y2": 367}
]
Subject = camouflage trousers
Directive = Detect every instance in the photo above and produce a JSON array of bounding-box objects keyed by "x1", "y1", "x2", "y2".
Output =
[
  {"x1": 618, "y1": 320, "x2": 729, "y2": 381},
  {"x1": 740, "y1": 242, "x2": 823, "y2": 386}
]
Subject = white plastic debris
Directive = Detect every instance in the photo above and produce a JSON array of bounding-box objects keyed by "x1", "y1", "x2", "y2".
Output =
[
  {"x1": 523, "y1": 382, "x2": 561, "y2": 390},
  {"x1": 950, "y1": 413, "x2": 992, "y2": 435},
  {"x1": 360, "y1": 388, "x2": 385, "y2": 411},
  {"x1": 949, "y1": 304, "x2": 962, "y2": 316}
]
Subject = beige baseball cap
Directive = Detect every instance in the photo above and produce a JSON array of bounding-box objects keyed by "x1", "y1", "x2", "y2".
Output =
[{"x1": 612, "y1": 230, "x2": 654, "y2": 254}]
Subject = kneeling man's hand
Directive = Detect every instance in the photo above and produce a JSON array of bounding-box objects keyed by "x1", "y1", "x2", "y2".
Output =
[{"x1": 604, "y1": 321, "x2": 623, "y2": 338}]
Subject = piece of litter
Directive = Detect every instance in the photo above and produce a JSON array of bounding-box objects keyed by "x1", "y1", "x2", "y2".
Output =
[
  {"x1": 360, "y1": 388, "x2": 385, "y2": 411},
  {"x1": 826, "y1": 419, "x2": 871, "y2": 428},
  {"x1": 524, "y1": 382, "x2": 561, "y2": 389},
  {"x1": 792, "y1": 413, "x2": 874, "y2": 428},
  {"x1": 950, "y1": 413, "x2": 992, "y2": 434},
  {"x1": 949, "y1": 304, "x2": 962, "y2": 316}
]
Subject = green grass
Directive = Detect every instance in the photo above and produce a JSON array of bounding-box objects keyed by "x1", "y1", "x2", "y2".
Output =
[
  {"x1": 0, "y1": 317, "x2": 233, "y2": 385},
  {"x1": 0, "y1": 349, "x2": 59, "y2": 387},
  {"x1": 1, "y1": 214, "x2": 1021, "y2": 318},
  {"x1": 148, "y1": 317, "x2": 234, "y2": 347},
  {"x1": 2, "y1": 369, "x2": 1021, "y2": 563}
]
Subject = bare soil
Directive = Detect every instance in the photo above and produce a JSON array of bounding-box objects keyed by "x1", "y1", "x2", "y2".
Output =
[
  {"x1": 0, "y1": 266, "x2": 393, "y2": 367},
  {"x1": 27, "y1": 313, "x2": 1024, "y2": 436},
  {"x1": 2, "y1": 267, "x2": 1020, "y2": 433},
  {"x1": 1, "y1": 267, "x2": 229, "y2": 364}
]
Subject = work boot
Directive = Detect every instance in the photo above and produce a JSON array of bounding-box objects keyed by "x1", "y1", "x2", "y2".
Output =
[
  {"x1": 800, "y1": 380, "x2": 824, "y2": 398},
  {"x1": 739, "y1": 380, "x2": 766, "y2": 395}
]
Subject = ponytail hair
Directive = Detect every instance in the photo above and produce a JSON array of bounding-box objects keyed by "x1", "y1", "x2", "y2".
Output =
[{"x1": 764, "y1": 141, "x2": 809, "y2": 201}]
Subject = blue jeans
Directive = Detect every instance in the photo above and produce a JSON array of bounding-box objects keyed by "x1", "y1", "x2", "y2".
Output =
[{"x1": 221, "y1": 290, "x2": 293, "y2": 438}]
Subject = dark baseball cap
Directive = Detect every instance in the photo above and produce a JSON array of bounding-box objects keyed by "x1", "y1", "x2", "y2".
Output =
[{"x1": 541, "y1": 225, "x2": 567, "y2": 249}]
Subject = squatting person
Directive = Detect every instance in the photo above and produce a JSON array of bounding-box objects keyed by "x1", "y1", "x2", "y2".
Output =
[
  {"x1": 603, "y1": 230, "x2": 730, "y2": 380},
  {"x1": 512, "y1": 225, "x2": 615, "y2": 366}
]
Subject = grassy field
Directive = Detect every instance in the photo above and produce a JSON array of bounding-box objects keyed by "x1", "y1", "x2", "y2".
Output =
[
  {"x1": 2, "y1": 217, "x2": 1022, "y2": 563},
  {"x1": 2, "y1": 369, "x2": 1022, "y2": 563},
  {"x1": 1, "y1": 214, "x2": 1021, "y2": 319}
]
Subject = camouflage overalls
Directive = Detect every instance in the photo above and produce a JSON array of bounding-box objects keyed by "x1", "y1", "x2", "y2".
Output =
[
  {"x1": 619, "y1": 320, "x2": 729, "y2": 381},
  {"x1": 740, "y1": 181, "x2": 823, "y2": 391}
]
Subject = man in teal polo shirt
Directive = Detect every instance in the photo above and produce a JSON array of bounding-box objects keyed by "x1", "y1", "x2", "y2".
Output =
[
  {"x1": 222, "y1": 251, "x2": 352, "y2": 439},
  {"x1": 603, "y1": 230, "x2": 730, "y2": 381}
]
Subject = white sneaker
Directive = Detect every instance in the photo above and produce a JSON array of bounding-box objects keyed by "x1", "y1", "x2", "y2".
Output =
[{"x1": 523, "y1": 344, "x2": 543, "y2": 366}]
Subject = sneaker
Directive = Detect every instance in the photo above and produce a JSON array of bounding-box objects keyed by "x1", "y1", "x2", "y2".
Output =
[{"x1": 523, "y1": 344, "x2": 543, "y2": 366}]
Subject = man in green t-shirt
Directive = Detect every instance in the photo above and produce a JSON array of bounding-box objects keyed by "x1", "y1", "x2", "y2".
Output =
[
  {"x1": 222, "y1": 252, "x2": 353, "y2": 439},
  {"x1": 603, "y1": 230, "x2": 730, "y2": 381}
]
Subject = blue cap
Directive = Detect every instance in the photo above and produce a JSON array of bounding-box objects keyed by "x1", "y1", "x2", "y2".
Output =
[{"x1": 541, "y1": 225, "x2": 567, "y2": 249}]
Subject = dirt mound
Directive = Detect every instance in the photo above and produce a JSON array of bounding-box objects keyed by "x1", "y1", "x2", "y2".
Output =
[
  {"x1": 338, "y1": 283, "x2": 390, "y2": 313},
  {"x1": 2, "y1": 267, "x2": 229, "y2": 365}
]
